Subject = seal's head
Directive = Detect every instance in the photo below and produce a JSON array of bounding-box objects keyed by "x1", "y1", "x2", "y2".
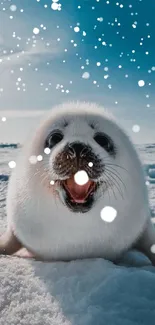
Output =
[{"x1": 33, "y1": 102, "x2": 120, "y2": 214}]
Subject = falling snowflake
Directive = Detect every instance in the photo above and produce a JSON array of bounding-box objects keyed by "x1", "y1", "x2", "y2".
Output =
[
  {"x1": 29, "y1": 156, "x2": 37, "y2": 164},
  {"x1": 74, "y1": 171, "x2": 89, "y2": 186},
  {"x1": 51, "y1": 2, "x2": 61, "y2": 10},
  {"x1": 37, "y1": 155, "x2": 43, "y2": 161},
  {"x1": 74, "y1": 26, "x2": 80, "y2": 32},
  {"x1": 100, "y1": 206, "x2": 117, "y2": 223},
  {"x1": 44, "y1": 148, "x2": 51, "y2": 154},
  {"x1": 97, "y1": 17, "x2": 104, "y2": 22},
  {"x1": 138, "y1": 80, "x2": 145, "y2": 87},
  {"x1": 33, "y1": 27, "x2": 40, "y2": 35},
  {"x1": 132, "y1": 125, "x2": 140, "y2": 133},
  {"x1": 8, "y1": 161, "x2": 16, "y2": 169},
  {"x1": 82, "y1": 72, "x2": 90, "y2": 79},
  {"x1": 10, "y1": 5, "x2": 17, "y2": 12}
]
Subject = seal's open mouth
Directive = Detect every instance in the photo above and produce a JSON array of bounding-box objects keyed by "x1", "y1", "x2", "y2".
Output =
[
  {"x1": 61, "y1": 176, "x2": 97, "y2": 212},
  {"x1": 63, "y1": 177, "x2": 96, "y2": 203}
]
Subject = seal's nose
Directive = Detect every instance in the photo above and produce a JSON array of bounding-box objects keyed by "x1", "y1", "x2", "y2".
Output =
[{"x1": 68, "y1": 142, "x2": 87, "y2": 158}]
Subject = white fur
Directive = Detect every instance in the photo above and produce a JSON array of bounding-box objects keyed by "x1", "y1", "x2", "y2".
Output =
[{"x1": 6, "y1": 102, "x2": 150, "y2": 261}]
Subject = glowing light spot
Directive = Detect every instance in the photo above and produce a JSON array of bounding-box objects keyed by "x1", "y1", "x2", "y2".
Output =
[
  {"x1": 82, "y1": 72, "x2": 90, "y2": 79},
  {"x1": 50, "y1": 180, "x2": 55, "y2": 185},
  {"x1": 145, "y1": 180, "x2": 150, "y2": 186},
  {"x1": 74, "y1": 170, "x2": 89, "y2": 186},
  {"x1": 100, "y1": 206, "x2": 117, "y2": 223},
  {"x1": 150, "y1": 245, "x2": 155, "y2": 254},
  {"x1": 74, "y1": 26, "x2": 80, "y2": 32},
  {"x1": 10, "y1": 4, "x2": 17, "y2": 11},
  {"x1": 29, "y1": 156, "x2": 37, "y2": 164},
  {"x1": 8, "y1": 161, "x2": 16, "y2": 169},
  {"x1": 44, "y1": 147, "x2": 51, "y2": 154},
  {"x1": 33, "y1": 28, "x2": 40, "y2": 35},
  {"x1": 1, "y1": 117, "x2": 6, "y2": 122},
  {"x1": 138, "y1": 80, "x2": 145, "y2": 87},
  {"x1": 88, "y1": 162, "x2": 93, "y2": 167},
  {"x1": 37, "y1": 155, "x2": 43, "y2": 161},
  {"x1": 132, "y1": 124, "x2": 140, "y2": 133},
  {"x1": 97, "y1": 62, "x2": 101, "y2": 66}
]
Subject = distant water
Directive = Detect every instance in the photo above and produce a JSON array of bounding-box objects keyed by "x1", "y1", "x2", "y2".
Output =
[
  {"x1": 0, "y1": 143, "x2": 20, "y2": 149},
  {"x1": 0, "y1": 143, "x2": 155, "y2": 227}
]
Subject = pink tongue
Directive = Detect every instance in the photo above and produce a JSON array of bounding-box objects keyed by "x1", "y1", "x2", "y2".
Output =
[{"x1": 65, "y1": 177, "x2": 93, "y2": 202}]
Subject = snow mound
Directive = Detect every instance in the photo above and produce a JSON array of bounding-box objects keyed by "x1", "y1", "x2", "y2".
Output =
[{"x1": 0, "y1": 251, "x2": 155, "y2": 325}]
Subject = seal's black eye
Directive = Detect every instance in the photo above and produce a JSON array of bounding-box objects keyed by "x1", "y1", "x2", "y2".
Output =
[
  {"x1": 45, "y1": 131, "x2": 63, "y2": 149},
  {"x1": 94, "y1": 132, "x2": 116, "y2": 156}
]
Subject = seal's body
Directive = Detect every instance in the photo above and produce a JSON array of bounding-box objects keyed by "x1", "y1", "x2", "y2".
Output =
[{"x1": 1, "y1": 102, "x2": 155, "y2": 264}]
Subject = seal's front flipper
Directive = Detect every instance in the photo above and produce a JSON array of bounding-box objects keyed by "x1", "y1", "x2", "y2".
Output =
[
  {"x1": 0, "y1": 229, "x2": 22, "y2": 255},
  {"x1": 13, "y1": 248, "x2": 35, "y2": 258},
  {"x1": 134, "y1": 219, "x2": 155, "y2": 266}
]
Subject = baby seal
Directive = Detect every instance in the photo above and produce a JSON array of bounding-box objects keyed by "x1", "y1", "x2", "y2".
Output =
[{"x1": 1, "y1": 101, "x2": 155, "y2": 264}]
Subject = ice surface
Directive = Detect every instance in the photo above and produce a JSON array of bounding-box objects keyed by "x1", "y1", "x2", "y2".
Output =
[{"x1": 0, "y1": 252, "x2": 155, "y2": 325}]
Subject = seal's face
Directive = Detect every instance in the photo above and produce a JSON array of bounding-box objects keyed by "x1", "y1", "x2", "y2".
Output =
[
  {"x1": 52, "y1": 140, "x2": 105, "y2": 213},
  {"x1": 41, "y1": 107, "x2": 119, "y2": 213}
]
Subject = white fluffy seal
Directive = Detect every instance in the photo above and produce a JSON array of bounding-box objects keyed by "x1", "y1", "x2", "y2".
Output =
[{"x1": 1, "y1": 101, "x2": 155, "y2": 264}]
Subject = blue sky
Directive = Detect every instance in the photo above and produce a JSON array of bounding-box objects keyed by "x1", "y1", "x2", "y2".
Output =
[{"x1": 0, "y1": 0, "x2": 155, "y2": 144}]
